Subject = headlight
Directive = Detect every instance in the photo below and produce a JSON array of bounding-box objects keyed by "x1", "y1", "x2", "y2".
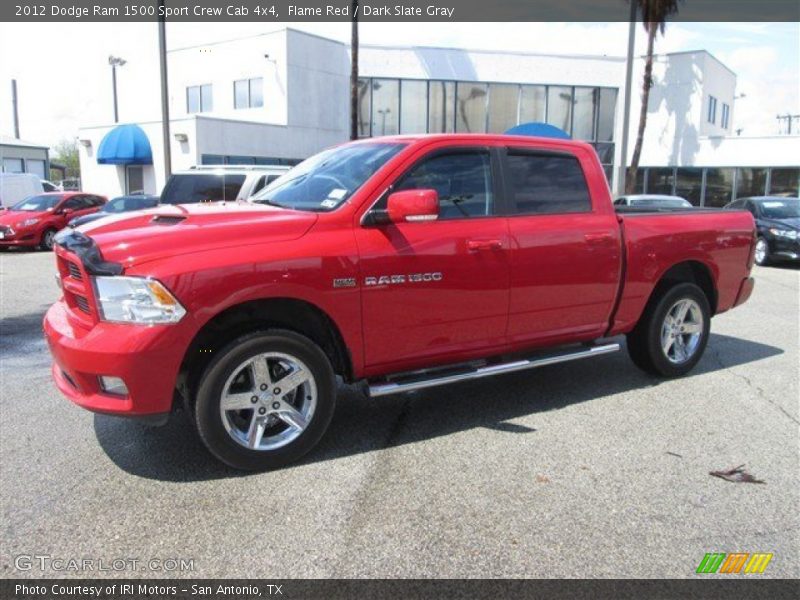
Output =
[
  {"x1": 93, "y1": 276, "x2": 186, "y2": 324},
  {"x1": 20, "y1": 218, "x2": 39, "y2": 227},
  {"x1": 769, "y1": 228, "x2": 798, "y2": 239}
]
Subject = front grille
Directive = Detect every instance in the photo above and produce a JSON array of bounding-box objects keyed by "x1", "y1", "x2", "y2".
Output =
[
  {"x1": 66, "y1": 261, "x2": 82, "y2": 280},
  {"x1": 74, "y1": 295, "x2": 91, "y2": 314}
]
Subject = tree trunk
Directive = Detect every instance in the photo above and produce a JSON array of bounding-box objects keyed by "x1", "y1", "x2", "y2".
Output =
[
  {"x1": 626, "y1": 21, "x2": 657, "y2": 194},
  {"x1": 349, "y1": 1, "x2": 359, "y2": 140}
]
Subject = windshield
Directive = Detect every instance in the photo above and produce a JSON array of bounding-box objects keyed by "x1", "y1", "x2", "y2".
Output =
[
  {"x1": 103, "y1": 197, "x2": 128, "y2": 213},
  {"x1": 631, "y1": 198, "x2": 691, "y2": 208},
  {"x1": 252, "y1": 142, "x2": 405, "y2": 211},
  {"x1": 759, "y1": 200, "x2": 800, "y2": 219},
  {"x1": 160, "y1": 174, "x2": 246, "y2": 205},
  {"x1": 11, "y1": 194, "x2": 63, "y2": 211}
]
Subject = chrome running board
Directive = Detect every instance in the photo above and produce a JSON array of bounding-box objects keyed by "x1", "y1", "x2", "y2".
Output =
[{"x1": 368, "y1": 342, "x2": 620, "y2": 398}]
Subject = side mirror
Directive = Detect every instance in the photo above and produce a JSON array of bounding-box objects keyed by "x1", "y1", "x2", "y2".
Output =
[{"x1": 386, "y1": 189, "x2": 439, "y2": 223}]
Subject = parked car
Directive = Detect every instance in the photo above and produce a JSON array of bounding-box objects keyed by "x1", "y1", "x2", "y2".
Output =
[
  {"x1": 69, "y1": 194, "x2": 159, "y2": 229},
  {"x1": 724, "y1": 196, "x2": 800, "y2": 265},
  {"x1": 159, "y1": 165, "x2": 291, "y2": 205},
  {"x1": 0, "y1": 172, "x2": 44, "y2": 208},
  {"x1": 614, "y1": 194, "x2": 693, "y2": 209},
  {"x1": 45, "y1": 135, "x2": 756, "y2": 470},
  {"x1": 0, "y1": 192, "x2": 106, "y2": 250},
  {"x1": 41, "y1": 179, "x2": 62, "y2": 192}
]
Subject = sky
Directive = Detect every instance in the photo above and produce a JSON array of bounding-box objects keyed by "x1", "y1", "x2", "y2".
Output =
[{"x1": 0, "y1": 21, "x2": 797, "y2": 147}]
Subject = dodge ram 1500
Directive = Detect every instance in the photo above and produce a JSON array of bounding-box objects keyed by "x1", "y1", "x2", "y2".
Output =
[{"x1": 44, "y1": 135, "x2": 756, "y2": 470}]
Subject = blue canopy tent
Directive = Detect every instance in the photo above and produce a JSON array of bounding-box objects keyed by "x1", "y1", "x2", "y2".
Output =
[
  {"x1": 97, "y1": 124, "x2": 153, "y2": 165},
  {"x1": 504, "y1": 122, "x2": 571, "y2": 139}
]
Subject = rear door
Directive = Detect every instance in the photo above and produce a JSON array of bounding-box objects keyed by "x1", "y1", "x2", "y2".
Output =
[
  {"x1": 502, "y1": 146, "x2": 622, "y2": 346},
  {"x1": 355, "y1": 146, "x2": 511, "y2": 370}
]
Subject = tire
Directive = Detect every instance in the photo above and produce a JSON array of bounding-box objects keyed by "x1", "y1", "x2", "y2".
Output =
[
  {"x1": 39, "y1": 228, "x2": 57, "y2": 251},
  {"x1": 194, "y1": 330, "x2": 336, "y2": 470},
  {"x1": 626, "y1": 282, "x2": 711, "y2": 378},
  {"x1": 754, "y1": 237, "x2": 770, "y2": 266}
]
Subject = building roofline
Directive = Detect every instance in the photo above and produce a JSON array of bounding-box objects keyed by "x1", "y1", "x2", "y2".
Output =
[
  {"x1": 650, "y1": 49, "x2": 737, "y2": 78},
  {"x1": 358, "y1": 42, "x2": 625, "y2": 63}
]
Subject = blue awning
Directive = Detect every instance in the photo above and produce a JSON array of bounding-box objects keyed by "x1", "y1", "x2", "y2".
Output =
[
  {"x1": 97, "y1": 124, "x2": 153, "y2": 165},
  {"x1": 505, "y1": 122, "x2": 571, "y2": 140}
]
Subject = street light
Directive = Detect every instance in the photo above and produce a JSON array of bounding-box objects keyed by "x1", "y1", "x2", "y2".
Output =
[{"x1": 108, "y1": 55, "x2": 127, "y2": 123}]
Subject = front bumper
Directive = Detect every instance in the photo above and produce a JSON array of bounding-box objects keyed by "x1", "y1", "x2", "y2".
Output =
[
  {"x1": 0, "y1": 229, "x2": 39, "y2": 247},
  {"x1": 43, "y1": 299, "x2": 183, "y2": 420},
  {"x1": 768, "y1": 236, "x2": 800, "y2": 261}
]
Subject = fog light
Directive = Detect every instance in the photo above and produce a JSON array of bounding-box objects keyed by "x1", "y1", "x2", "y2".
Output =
[{"x1": 99, "y1": 376, "x2": 128, "y2": 396}]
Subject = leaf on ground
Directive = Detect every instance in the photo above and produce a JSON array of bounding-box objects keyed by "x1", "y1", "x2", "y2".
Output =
[{"x1": 710, "y1": 464, "x2": 765, "y2": 484}]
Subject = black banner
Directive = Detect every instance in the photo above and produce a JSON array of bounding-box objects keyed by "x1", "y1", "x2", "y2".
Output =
[
  {"x1": 3, "y1": 579, "x2": 800, "y2": 600},
  {"x1": 3, "y1": 0, "x2": 800, "y2": 22}
]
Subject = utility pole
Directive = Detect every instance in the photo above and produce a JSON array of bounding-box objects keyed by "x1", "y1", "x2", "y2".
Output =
[
  {"x1": 158, "y1": 0, "x2": 172, "y2": 178},
  {"x1": 776, "y1": 114, "x2": 800, "y2": 135},
  {"x1": 11, "y1": 79, "x2": 20, "y2": 138},
  {"x1": 108, "y1": 56, "x2": 127, "y2": 123},
  {"x1": 617, "y1": 1, "x2": 637, "y2": 196}
]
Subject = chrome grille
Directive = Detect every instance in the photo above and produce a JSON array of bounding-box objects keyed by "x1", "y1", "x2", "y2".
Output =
[
  {"x1": 74, "y1": 295, "x2": 91, "y2": 314},
  {"x1": 67, "y1": 261, "x2": 82, "y2": 280}
]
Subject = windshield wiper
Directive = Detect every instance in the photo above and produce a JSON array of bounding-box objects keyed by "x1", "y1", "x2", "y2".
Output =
[{"x1": 256, "y1": 198, "x2": 287, "y2": 209}]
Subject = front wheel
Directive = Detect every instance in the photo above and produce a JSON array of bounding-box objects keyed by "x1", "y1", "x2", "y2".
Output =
[
  {"x1": 194, "y1": 330, "x2": 336, "y2": 470},
  {"x1": 39, "y1": 228, "x2": 57, "y2": 251},
  {"x1": 754, "y1": 237, "x2": 770, "y2": 266},
  {"x1": 626, "y1": 283, "x2": 711, "y2": 378}
]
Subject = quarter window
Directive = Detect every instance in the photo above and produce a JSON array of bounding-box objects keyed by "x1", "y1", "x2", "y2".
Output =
[
  {"x1": 505, "y1": 151, "x2": 591, "y2": 215},
  {"x1": 394, "y1": 151, "x2": 494, "y2": 220}
]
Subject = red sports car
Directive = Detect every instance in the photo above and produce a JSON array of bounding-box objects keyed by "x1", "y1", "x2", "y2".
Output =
[{"x1": 0, "y1": 192, "x2": 106, "y2": 251}]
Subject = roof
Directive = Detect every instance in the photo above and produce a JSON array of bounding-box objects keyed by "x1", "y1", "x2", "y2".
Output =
[{"x1": 0, "y1": 135, "x2": 49, "y2": 149}]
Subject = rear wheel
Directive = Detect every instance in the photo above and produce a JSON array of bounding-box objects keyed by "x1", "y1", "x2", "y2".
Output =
[
  {"x1": 194, "y1": 330, "x2": 336, "y2": 470},
  {"x1": 754, "y1": 237, "x2": 770, "y2": 266},
  {"x1": 39, "y1": 228, "x2": 57, "y2": 251},
  {"x1": 626, "y1": 283, "x2": 711, "y2": 377}
]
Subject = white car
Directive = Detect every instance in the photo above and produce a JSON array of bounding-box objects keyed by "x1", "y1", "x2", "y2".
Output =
[
  {"x1": 160, "y1": 165, "x2": 291, "y2": 205},
  {"x1": 614, "y1": 194, "x2": 693, "y2": 209}
]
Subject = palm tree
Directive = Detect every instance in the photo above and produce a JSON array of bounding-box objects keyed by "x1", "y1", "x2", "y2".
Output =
[
  {"x1": 349, "y1": 1, "x2": 359, "y2": 140},
  {"x1": 626, "y1": 0, "x2": 682, "y2": 193}
]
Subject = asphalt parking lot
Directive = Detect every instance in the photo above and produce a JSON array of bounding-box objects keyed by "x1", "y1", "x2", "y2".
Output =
[{"x1": 1, "y1": 249, "x2": 798, "y2": 579}]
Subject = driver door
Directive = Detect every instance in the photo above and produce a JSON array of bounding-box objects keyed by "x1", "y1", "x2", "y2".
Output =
[{"x1": 354, "y1": 147, "x2": 511, "y2": 372}]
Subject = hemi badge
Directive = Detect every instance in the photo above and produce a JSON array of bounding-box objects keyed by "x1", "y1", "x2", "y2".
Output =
[{"x1": 333, "y1": 278, "x2": 357, "y2": 288}]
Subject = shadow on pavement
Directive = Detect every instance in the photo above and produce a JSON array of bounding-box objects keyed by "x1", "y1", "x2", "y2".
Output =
[{"x1": 94, "y1": 333, "x2": 783, "y2": 482}]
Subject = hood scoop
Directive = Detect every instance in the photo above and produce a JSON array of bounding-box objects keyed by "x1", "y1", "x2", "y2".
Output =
[{"x1": 151, "y1": 215, "x2": 187, "y2": 225}]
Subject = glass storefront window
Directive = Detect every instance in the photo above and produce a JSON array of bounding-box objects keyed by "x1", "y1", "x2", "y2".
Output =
[
  {"x1": 704, "y1": 168, "x2": 735, "y2": 207},
  {"x1": 456, "y1": 82, "x2": 488, "y2": 133},
  {"x1": 675, "y1": 168, "x2": 704, "y2": 206},
  {"x1": 572, "y1": 87, "x2": 597, "y2": 141},
  {"x1": 597, "y1": 88, "x2": 617, "y2": 142},
  {"x1": 519, "y1": 85, "x2": 546, "y2": 124},
  {"x1": 487, "y1": 83, "x2": 519, "y2": 133},
  {"x1": 546, "y1": 86, "x2": 573, "y2": 134},
  {"x1": 371, "y1": 79, "x2": 399, "y2": 136},
  {"x1": 429, "y1": 81, "x2": 456, "y2": 133},
  {"x1": 357, "y1": 79, "x2": 371, "y2": 137},
  {"x1": 735, "y1": 168, "x2": 767, "y2": 199},
  {"x1": 647, "y1": 168, "x2": 675, "y2": 195},
  {"x1": 768, "y1": 168, "x2": 800, "y2": 197},
  {"x1": 400, "y1": 80, "x2": 428, "y2": 134}
]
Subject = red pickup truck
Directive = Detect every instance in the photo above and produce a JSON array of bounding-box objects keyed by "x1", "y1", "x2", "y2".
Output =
[{"x1": 44, "y1": 135, "x2": 756, "y2": 470}]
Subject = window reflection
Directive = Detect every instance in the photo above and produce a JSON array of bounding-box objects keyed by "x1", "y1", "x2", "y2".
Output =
[
  {"x1": 546, "y1": 86, "x2": 573, "y2": 134},
  {"x1": 371, "y1": 79, "x2": 399, "y2": 136},
  {"x1": 704, "y1": 168, "x2": 735, "y2": 207},
  {"x1": 456, "y1": 82, "x2": 488, "y2": 133},
  {"x1": 400, "y1": 80, "x2": 428, "y2": 134},
  {"x1": 519, "y1": 85, "x2": 546, "y2": 123},
  {"x1": 675, "y1": 168, "x2": 703, "y2": 206},
  {"x1": 572, "y1": 87, "x2": 597, "y2": 141},
  {"x1": 429, "y1": 81, "x2": 456, "y2": 133},
  {"x1": 487, "y1": 84, "x2": 519, "y2": 133}
]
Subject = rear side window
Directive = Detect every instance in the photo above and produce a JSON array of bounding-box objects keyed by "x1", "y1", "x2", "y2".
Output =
[
  {"x1": 160, "y1": 174, "x2": 246, "y2": 205},
  {"x1": 394, "y1": 151, "x2": 494, "y2": 220},
  {"x1": 505, "y1": 151, "x2": 591, "y2": 215}
]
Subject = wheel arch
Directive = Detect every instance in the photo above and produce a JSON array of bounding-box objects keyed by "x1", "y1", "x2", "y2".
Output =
[
  {"x1": 178, "y1": 297, "x2": 355, "y2": 409},
  {"x1": 650, "y1": 260, "x2": 718, "y2": 316}
]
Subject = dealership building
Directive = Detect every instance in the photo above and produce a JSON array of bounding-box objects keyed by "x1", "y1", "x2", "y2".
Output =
[{"x1": 77, "y1": 28, "x2": 799, "y2": 203}]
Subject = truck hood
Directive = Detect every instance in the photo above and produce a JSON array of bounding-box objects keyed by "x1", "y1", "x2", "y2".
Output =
[{"x1": 78, "y1": 202, "x2": 318, "y2": 268}]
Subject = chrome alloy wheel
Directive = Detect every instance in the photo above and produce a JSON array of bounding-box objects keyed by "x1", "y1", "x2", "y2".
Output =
[
  {"x1": 219, "y1": 352, "x2": 317, "y2": 451},
  {"x1": 754, "y1": 238, "x2": 768, "y2": 265},
  {"x1": 660, "y1": 299, "x2": 704, "y2": 364}
]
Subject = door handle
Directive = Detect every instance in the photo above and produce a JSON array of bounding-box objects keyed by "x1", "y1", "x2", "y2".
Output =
[
  {"x1": 584, "y1": 233, "x2": 615, "y2": 245},
  {"x1": 467, "y1": 239, "x2": 503, "y2": 252}
]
